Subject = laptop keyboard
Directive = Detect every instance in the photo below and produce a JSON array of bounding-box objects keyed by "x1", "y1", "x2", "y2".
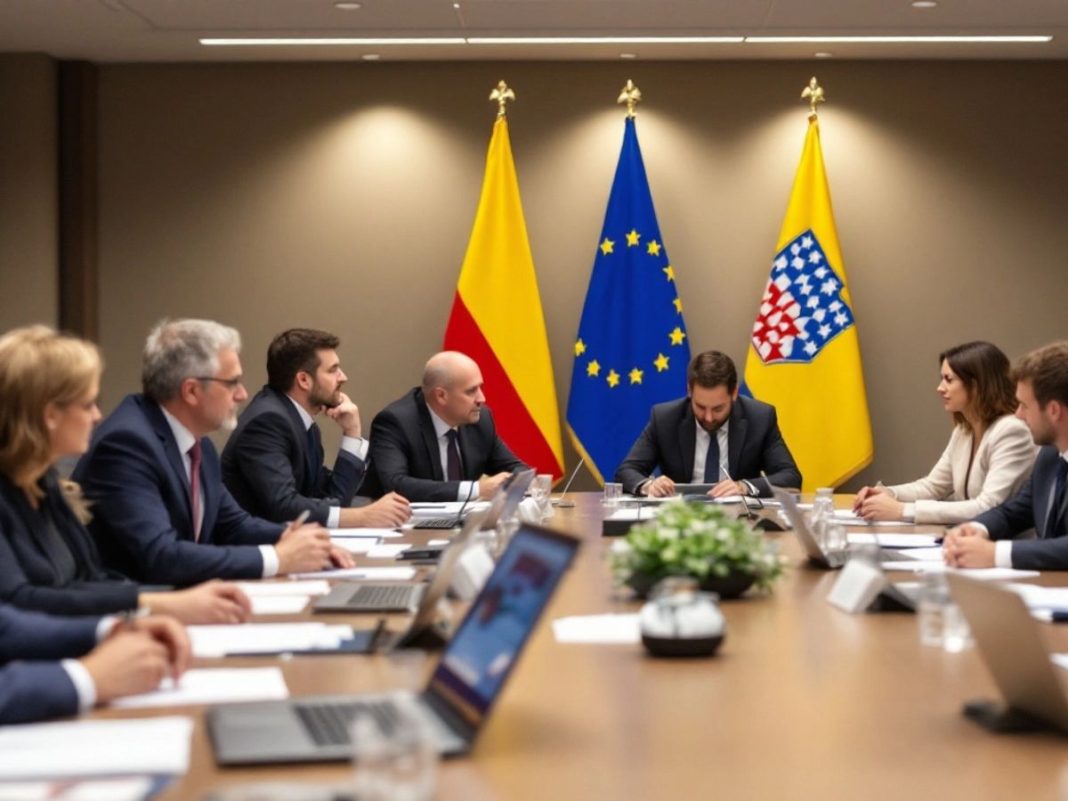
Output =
[
  {"x1": 413, "y1": 517, "x2": 461, "y2": 529},
  {"x1": 295, "y1": 699, "x2": 400, "y2": 747},
  {"x1": 350, "y1": 584, "x2": 418, "y2": 609}
]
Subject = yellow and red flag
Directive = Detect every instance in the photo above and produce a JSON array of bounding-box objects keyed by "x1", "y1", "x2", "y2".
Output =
[{"x1": 443, "y1": 116, "x2": 564, "y2": 478}]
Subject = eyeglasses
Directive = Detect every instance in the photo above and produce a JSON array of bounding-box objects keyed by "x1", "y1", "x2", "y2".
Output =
[{"x1": 194, "y1": 376, "x2": 244, "y2": 390}]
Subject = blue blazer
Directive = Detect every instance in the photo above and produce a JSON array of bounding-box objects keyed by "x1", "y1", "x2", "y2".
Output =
[
  {"x1": 614, "y1": 395, "x2": 803, "y2": 497},
  {"x1": 221, "y1": 386, "x2": 364, "y2": 525},
  {"x1": 975, "y1": 445, "x2": 1068, "y2": 570},
  {"x1": 73, "y1": 394, "x2": 284, "y2": 586},
  {"x1": 0, "y1": 605, "x2": 99, "y2": 723},
  {"x1": 0, "y1": 471, "x2": 140, "y2": 616}
]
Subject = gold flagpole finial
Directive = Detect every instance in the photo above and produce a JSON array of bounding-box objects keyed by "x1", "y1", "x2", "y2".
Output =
[
  {"x1": 801, "y1": 76, "x2": 825, "y2": 120},
  {"x1": 489, "y1": 80, "x2": 515, "y2": 118},
  {"x1": 617, "y1": 79, "x2": 642, "y2": 118}
]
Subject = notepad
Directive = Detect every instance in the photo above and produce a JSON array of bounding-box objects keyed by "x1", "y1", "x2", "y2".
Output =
[
  {"x1": 110, "y1": 667, "x2": 289, "y2": 709},
  {"x1": 0, "y1": 777, "x2": 158, "y2": 801},
  {"x1": 187, "y1": 623, "x2": 355, "y2": 657},
  {"x1": 249, "y1": 595, "x2": 310, "y2": 615},
  {"x1": 236, "y1": 580, "x2": 330, "y2": 596},
  {"x1": 552, "y1": 614, "x2": 641, "y2": 644},
  {"x1": 0, "y1": 717, "x2": 193, "y2": 779},
  {"x1": 880, "y1": 563, "x2": 1040, "y2": 580},
  {"x1": 329, "y1": 537, "x2": 379, "y2": 554},
  {"x1": 289, "y1": 566, "x2": 417, "y2": 581},
  {"x1": 847, "y1": 533, "x2": 941, "y2": 548}
]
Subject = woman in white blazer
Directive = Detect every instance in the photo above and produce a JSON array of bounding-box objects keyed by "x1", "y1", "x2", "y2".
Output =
[{"x1": 854, "y1": 341, "x2": 1036, "y2": 525}]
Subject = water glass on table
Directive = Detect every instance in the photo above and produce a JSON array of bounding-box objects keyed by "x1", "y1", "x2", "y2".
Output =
[
  {"x1": 351, "y1": 698, "x2": 437, "y2": 801},
  {"x1": 530, "y1": 473, "x2": 554, "y2": 519},
  {"x1": 603, "y1": 482, "x2": 623, "y2": 508}
]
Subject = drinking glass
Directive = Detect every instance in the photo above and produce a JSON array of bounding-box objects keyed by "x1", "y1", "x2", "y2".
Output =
[{"x1": 351, "y1": 697, "x2": 437, "y2": 801}]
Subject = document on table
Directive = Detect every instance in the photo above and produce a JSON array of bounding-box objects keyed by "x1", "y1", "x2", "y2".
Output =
[
  {"x1": 249, "y1": 595, "x2": 310, "y2": 615},
  {"x1": 236, "y1": 580, "x2": 331, "y2": 596},
  {"x1": 329, "y1": 537, "x2": 379, "y2": 554},
  {"x1": 289, "y1": 566, "x2": 417, "y2": 581},
  {"x1": 833, "y1": 510, "x2": 915, "y2": 526},
  {"x1": 0, "y1": 716, "x2": 193, "y2": 779},
  {"x1": 110, "y1": 667, "x2": 289, "y2": 709},
  {"x1": 847, "y1": 533, "x2": 942, "y2": 548},
  {"x1": 0, "y1": 777, "x2": 159, "y2": 801},
  {"x1": 1005, "y1": 583, "x2": 1068, "y2": 611},
  {"x1": 328, "y1": 527, "x2": 403, "y2": 539},
  {"x1": 880, "y1": 563, "x2": 1040, "y2": 580},
  {"x1": 603, "y1": 506, "x2": 662, "y2": 522},
  {"x1": 367, "y1": 543, "x2": 409, "y2": 559},
  {"x1": 188, "y1": 623, "x2": 355, "y2": 657},
  {"x1": 410, "y1": 501, "x2": 490, "y2": 517},
  {"x1": 1049, "y1": 654, "x2": 1068, "y2": 670},
  {"x1": 553, "y1": 614, "x2": 641, "y2": 644}
]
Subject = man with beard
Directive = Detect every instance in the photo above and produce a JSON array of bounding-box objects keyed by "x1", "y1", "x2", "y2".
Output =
[
  {"x1": 222, "y1": 328, "x2": 409, "y2": 528},
  {"x1": 944, "y1": 341, "x2": 1068, "y2": 569},
  {"x1": 615, "y1": 350, "x2": 802, "y2": 498},
  {"x1": 74, "y1": 319, "x2": 352, "y2": 585}
]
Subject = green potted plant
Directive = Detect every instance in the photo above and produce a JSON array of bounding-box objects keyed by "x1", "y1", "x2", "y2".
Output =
[{"x1": 611, "y1": 500, "x2": 784, "y2": 599}]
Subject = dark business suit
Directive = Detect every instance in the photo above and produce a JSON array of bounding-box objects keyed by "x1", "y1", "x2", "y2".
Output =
[
  {"x1": 73, "y1": 394, "x2": 283, "y2": 586},
  {"x1": 615, "y1": 395, "x2": 802, "y2": 497},
  {"x1": 0, "y1": 605, "x2": 99, "y2": 723},
  {"x1": 0, "y1": 471, "x2": 140, "y2": 616},
  {"x1": 221, "y1": 386, "x2": 364, "y2": 525},
  {"x1": 364, "y1": 388, "x2": 526, "y2": 502},
  {"x1": 974, "y1": 446, "x2": 1068, "y2": 570}
]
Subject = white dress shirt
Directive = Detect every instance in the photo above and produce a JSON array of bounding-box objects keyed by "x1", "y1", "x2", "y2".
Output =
[
  {"x1": 159, "y1": 407, "x2": 278, "y2": 577},
  {"x1": 992, "y1": 449, "x2": 1068, "y2": 569},
  {"x1": 61, "y1": 616, "x2": 122, "y2": 711},
  {"x1": 428, "y1": 408, "x2": 478, "y2": 501},
  {"x1": 286, "y1": 397, "x2": 369, "y2": 528}
]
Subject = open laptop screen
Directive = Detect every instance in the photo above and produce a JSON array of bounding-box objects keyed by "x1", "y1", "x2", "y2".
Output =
[{"x1": 426, "y1": 524, "x2": 577, "y2": 726}]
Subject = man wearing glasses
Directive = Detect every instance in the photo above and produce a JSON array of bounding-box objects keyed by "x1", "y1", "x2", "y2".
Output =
[{"x1": 74, "y1": 319, "x2": 352, "y2": 586}]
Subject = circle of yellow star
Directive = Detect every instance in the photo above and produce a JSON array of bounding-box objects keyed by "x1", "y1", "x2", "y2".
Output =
[
  {"x1": 625, "y1": 229, "x2": 641, "y2": 247},
  {"x1": 586, "y1": 359, "x2": 601, "y2": 377},
  {"x1": 628, "y1": 367, "x2": 644, "y2": 385},
  {"x1": 673, "y1": 297, "x2": 683, "y2": 314},
  {"x1": 654, "y1": 353, "x2": 669, "y2": 372},
  {"x1": 606, "y1": 369, "x2": 621, "y2": 388},
  {"x1": 600, "y1": 238, "x2": 615, "y2": 256},
  {"x1": 574, "y1": 338, "x2": 587, "y2": 357},
  {"x1": 647, "y1": 240, "x2": 662, "y2": 257},
  {"x1": 662, "y1": 265, "x2": 675, "y2": 282},
  {"x1": 669, "y1": 327, "x2": 687, "y2": 346}
]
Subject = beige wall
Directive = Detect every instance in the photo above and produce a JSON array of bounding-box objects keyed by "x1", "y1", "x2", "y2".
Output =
[
  {"x1": 94, "y1": 60, "x2": 1068, "y2": 490},
  {"x1": 0, "y1": 54, "x2": 57, "y2": 329}
]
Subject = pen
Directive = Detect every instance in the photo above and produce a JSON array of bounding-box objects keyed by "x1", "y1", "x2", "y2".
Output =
[
  {"x1": 1050, "y1": 610, "x2": 1068, "y2": 623},
  {"x1": 368, "y1": 617, "x2": 389, "y2": 651}
]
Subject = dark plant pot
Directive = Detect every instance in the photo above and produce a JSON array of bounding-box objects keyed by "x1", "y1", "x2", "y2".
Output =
[
  {"x1": 626, "y1": 570, "x2": 756, "y2": 600},
  {"x1": 641, "y1": 632, "x2": 725, "y2": 658}
]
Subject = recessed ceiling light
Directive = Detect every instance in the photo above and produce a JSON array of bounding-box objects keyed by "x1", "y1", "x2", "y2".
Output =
[
  {"x1": 334, "y1": 1, "x2": 361, "y2": 9},
  {"x1": 453, "y1": 2, "x2": 460, "y2": 7},
  {"x1": 814, "y1": 51, "x2": 833, "y2": 58},
  {"x1": 911, "y1": 0, "x2": 938, "y2": 7},
  {"x1": 620, "y1": 52, "x2": 637, "y2": 59},
  {"x1": 362, "y1": 53, "x2": 380, "y2": 61}
]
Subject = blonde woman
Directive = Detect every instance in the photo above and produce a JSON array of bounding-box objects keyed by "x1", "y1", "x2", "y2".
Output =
[
  {"x1": 0, "y1": 325, "x2": 251, "y2": 623},
  {"x1": 855, "y1": 341, "x2": 1036, "y2": 525}
]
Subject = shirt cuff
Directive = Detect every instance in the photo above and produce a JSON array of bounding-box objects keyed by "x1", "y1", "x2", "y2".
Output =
[
  {"x1": 62, "y1": 659, "x2": 97, "y2": 711},
  {"x1": 742, "y1": 480, "x2": 758, "y2": 497},
  {"x1": 457, "y1": 481, "x2": 478, "y2": 502},
  {"x1": 326, "y1": 506, "x2": 340, "y2": 528},
  {"x1": 95, "y1": 616, "x2": 119, "y2": 643},
  {"x1": 260, "y1": 545, "x2": 280, "y2": 578},
  {"x1": 340, "y1": 435, "x2": 368, "y2": 461},
  {"x1": 994, "y1": 540, "x2": 1014, "y2": 569},
  {"x1": 901, "y1": 502, "x2": 916, "y2": 522}
]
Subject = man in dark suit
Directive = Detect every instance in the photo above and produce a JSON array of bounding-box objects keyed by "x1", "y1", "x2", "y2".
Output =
[
  {"x1": 945, "y1": 342, "x2": 1068, "y2": 569},
  {"x1": 615, "y1": 350, "x2": 802, "y2": 498},
  {"x1": 366, "y1": 351, "x2": 527, "y2": 502},
  {"x1": 0, "y1": 604, "x2": 189, "y2": 724},
  {"x1": 222, "y1": 328, "x2": 409, "y2": 528},
  {"x1": 74, "y1": 319, "x2": 352, "y2": 586}
]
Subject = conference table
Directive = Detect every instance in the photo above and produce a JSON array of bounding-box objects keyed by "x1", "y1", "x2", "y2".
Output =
[{"x1": 101, "y1": 494, "x2": 1068, "y2": 801}]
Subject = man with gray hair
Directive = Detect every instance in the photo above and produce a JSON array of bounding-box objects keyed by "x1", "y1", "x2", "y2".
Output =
[
  {"x1": 74, "y1": 319, "x2": 353, "y2": 586},
  {"x1": 364, "y1": 351, "x2": 527, "y2": 502}
]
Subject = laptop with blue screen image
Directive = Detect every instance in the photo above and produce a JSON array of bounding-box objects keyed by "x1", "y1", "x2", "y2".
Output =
[{"x1": 207, "y1": 521, "x2": 579, "y2": 765}]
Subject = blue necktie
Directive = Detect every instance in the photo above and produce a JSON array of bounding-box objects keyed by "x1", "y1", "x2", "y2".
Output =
[
  {"x1": 703, "y1": 431, "x2": 720, "y2": 483},
  {"x1": 1046, "y1": 458, "x2": 1068, "y2": 539}
]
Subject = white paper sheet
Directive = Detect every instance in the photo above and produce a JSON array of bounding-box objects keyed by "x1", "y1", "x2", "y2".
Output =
[
  {"x1": 552, "y1": 614, "x2": 641, "y2": 644},
  {"x1": 847, "y1": 533, "x2": 941, "y2": 548},
  {"x1": 110, "y1": 667, "x2": 289, "y2": 709},
  {"x1": 410, "y1": 501, "x2": 490, "y2": 517},
  {"x1": 880, "y1": 563, "x2": 1040, "y2": 580},
  {"x1": 236, "y1": 580, "x2": 330, "y2": 596},
  {"x1": 0, "y1": 777, "x2": 155, "y2": 801},
  {"x1": 187, "y1": 622, "x2": 354, "y2": 657},
  {"x1": 603, "y1": 507, "x2": 662, "y2": 522},
  {"x1": 328, "y1": 527, "x2": 403, "y2": 539},
  {"x1": 1005, "y1": 583, "x2": 1068, "y2": 609},
  {"x1": 329, "y1": 537, "x2": 378, "y2": 554},
  {"x1": 250, "y1": 595, "x2": 310, "y2": 615},
  {"x1": 833, "y1": 510, "x2": 916, "y2": 526},
  {"x1": 367, "y1": 544, "x2": 409, "y2": 559},
  {"x1": 887, "y1": 547, "x2": 945, "y2": 562},
  {"x1": 0, "y1": 716, "x2": 193, "y2": 779},
  {"x1": 289, "y1": 566, "x2": 417, "y2": 581}
]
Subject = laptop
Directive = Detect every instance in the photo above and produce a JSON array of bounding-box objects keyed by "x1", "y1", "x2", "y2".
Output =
[
  {"x1": 411, "y1": 469, "x2": 534, "y2": 530},
  {"x1": 208, "y1": 522, "x2": 580, "y2": 765},
  {"x1": 314, "y1": 469, "x2": 536, "y2": 613},
  {"x1": 773, "y1": 487, "x2": 920, "y2": 570},
  {"x1": 947, "y1": 574, "x2": 1068, "y2": 733}
]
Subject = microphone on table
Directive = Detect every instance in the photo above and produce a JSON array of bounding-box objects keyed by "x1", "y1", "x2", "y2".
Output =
[{"x1": 551, "y1": 458, "x2": 586, "y2": 508}]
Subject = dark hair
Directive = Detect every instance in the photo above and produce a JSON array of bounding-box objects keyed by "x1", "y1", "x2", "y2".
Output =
[
  {"x1": 939, "y1": 341, "x2": 1017, "y2": 430},
  {"x1": 266, "y1": 328, "x2": 340, "y2": 392},
  {"x1": 687, "y1": 351, "x2": 737, "y2": 393},
  {"x1": 1012, "y1": 341, "x2": 1068, "y2": 409}
]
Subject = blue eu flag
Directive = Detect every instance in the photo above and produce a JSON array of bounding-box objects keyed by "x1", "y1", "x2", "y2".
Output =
[{"x1": 566, "y1": 117, "x2": 691, "y2": 485}]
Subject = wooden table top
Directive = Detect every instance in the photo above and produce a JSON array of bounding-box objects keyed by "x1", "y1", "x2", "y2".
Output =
[{"x1": 106, "y1": 494, "x2": 1068, "y2": 801}]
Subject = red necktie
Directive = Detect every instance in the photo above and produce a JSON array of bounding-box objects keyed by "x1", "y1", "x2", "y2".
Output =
[{"x1": 189, "y1": 440, "x2": 202, "y2": 542}]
